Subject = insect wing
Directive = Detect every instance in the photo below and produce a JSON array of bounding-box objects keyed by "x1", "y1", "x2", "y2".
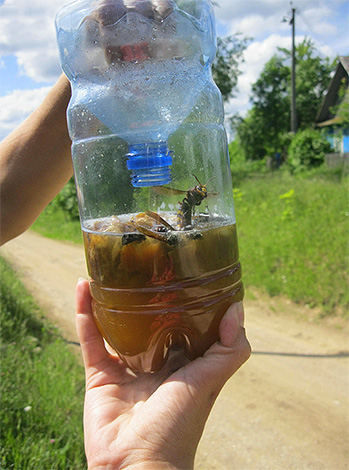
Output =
[
  {"x1": 153, "y1": 186, "x2": 187, "y2": 197},
  {"x1": 144, "y1": 211, "x2": 176, "y2": 231}
]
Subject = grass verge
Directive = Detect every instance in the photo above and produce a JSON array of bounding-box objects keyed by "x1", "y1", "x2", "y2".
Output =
[
  {"x1": 30, "y1": 165, "x2": 348, "y2": 317},
  {"x1": 31, "y1": 205, "x2": 82, "y2": 244},
  {"x1": 0, "y1": 257, "x2": 86, "y2": 469},
  {"x1": 234, "y1": 169, "x2": 349, "y2": 315}
]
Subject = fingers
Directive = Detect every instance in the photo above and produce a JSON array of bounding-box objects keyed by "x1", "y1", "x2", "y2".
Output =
[
  {"x1": 219, "y1": 301, "x2": 246, "y2": 349},
  {"x1": 206, "y1": 301, "x2": 251, "y2": 381},
  {"x1": 171, "y1": 302, "x2": 251, "y2": 402},
  {"x1": 75, "y1": 279, "x2": 109, "y2": 369}
]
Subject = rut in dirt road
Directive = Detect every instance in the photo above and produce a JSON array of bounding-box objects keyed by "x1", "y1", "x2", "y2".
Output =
[{"x1": 1, "y1": 230, "x2": 348, "y2": 470}]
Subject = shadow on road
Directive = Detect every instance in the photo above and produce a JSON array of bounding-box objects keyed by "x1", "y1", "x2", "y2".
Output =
[
  {"x1": 65, "y1": 339, "x2": 349, "y2": 360},
  {"x1": 252, "y1": 350, "x2": 349, "y2": 358}
]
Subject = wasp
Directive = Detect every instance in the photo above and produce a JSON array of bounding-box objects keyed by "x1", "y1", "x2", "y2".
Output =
[
  {"x1": 133, "y1": 175, "x2": 217, "y2": 245},
  {"x1": 154, "y1": 174, "x2": 218, "y2": 229}
]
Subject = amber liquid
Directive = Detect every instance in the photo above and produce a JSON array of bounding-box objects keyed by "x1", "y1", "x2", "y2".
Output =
[{"x1": 83, "y1": 215, "x2": 243, "y2": 372}]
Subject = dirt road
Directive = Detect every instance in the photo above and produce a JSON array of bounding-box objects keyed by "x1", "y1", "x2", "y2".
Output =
[{"x1": 1, "y1": 231, "x2": 348, "y2": 470}]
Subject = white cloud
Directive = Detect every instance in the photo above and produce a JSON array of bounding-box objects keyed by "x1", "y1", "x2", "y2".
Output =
[
  {"x1": 224, "y1": 34, "x2": 293, "y2": 117},
  {"x1": 214, "y1": 0, "x2": 289, "y2": 24},
  {"x1": 0, "y1": 0, "x2": 68, "y2": 82},
  {"x1": 0, "y1": 87, "x2": 51, "y2": 140},
  {"x1": 298, "y1": 4, "x2": 339, "y2": 32}
]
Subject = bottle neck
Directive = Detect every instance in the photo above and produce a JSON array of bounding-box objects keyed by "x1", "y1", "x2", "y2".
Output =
[{"x1": 126, "y1": 142, "x2": 173, "y2": 187}]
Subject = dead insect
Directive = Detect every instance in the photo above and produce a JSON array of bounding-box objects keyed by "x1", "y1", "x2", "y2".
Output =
[
  {"x1": 134, "y1": 211, "x2": 179, "y2": 246},
  {"x1": 155, "y1": 174, "x2": 218, "y2": 229},
  {"x1": 122, "y1": 233, "x2": 146, "y2": 246}
]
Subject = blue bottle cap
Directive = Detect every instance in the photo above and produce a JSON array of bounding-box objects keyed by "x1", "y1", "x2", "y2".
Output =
[{"x1": 126, "y1": 142, "x2": 173, "y2": 187}]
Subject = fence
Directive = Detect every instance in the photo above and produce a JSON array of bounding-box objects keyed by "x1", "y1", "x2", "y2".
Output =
[{"x1": 325, "y1": 152, "x2": 349, "y2": 169}]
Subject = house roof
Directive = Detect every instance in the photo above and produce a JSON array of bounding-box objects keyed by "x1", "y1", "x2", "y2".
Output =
[
  {"x1": 316, "y1": 56, "x2": 349, "y2": 125},
  {"x1": 340, "y1": 56, "x2": 349, "y2": 74}
]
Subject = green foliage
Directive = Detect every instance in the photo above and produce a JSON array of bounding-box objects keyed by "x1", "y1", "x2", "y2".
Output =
[
  {"x1": 279, "y1": 39, "x2": 334, "y2": 129},
  {"x1": 53, "y1": 177, "x2": 79, "y2": 221},
  {"x1": 235, "y1": 170, "x2": 349, "y2": 315},
  {"x1": 234, "y1": 38, "x2": 334, "y2": 160},
  {"x1": 287, "y1": 128, "x2": 332, "y2": 173},
  {"x1": 228, "y1": 139, "x2": 244, "y2": 163},
  {"x1": 212, "y1": 34, "x2": 251, "y2": 102},
  {"x1": 228, "y1": 138, "x2": 267, "y2": 183},
  {"x1": 250, "y1": 54, "x2": 290, "y2": 154},
  {"x1": 0, "y1": 257, "x2": 86, "y2": 469},
  {"x1": 31, "y1": 204, "x2": 82, "y2": 244},
  {"x1": 233, "y1": 107, "x2": 269, "y2": 160}
]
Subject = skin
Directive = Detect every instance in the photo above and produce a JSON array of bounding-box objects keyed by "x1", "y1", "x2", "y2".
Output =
[
  {"x1": 76, "y1": 279, "x2": 251, "y2": 470},
  {"x1": 1, "y1": 15, "x2": 252, "y2": 465},
  {"x1": 0, "y1": 74, "x2": 73, "y2": 245}
]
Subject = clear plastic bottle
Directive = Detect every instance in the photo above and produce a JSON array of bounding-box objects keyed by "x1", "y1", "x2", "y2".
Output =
[{"x1": 56, "y1": 0, "x2": 243, "y2": 372}]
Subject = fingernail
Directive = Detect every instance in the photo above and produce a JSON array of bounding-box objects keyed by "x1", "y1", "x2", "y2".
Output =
[
  {"x1": 236, "y1": 301, "x2": 244, "y2": 327},
  {"x1": 220, "y1": 302, "x2": 244, "y2": 347},
  {"x1": 78, "y1": 277, "x2": 87, "y2": 283}
]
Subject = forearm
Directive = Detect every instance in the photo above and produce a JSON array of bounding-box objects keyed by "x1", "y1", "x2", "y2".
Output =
[{"x1": 0, "y1": 74, "x2": 73, "y2": 245}]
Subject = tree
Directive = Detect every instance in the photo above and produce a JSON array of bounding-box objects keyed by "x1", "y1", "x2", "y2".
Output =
[
  {"x1": 250, "y1": 54, "x2": 290, "y2": 155},
  {"x1": 235, "y1": 38, "x2": 334, "y2": 160},
  {"x1": 233, "y1": 108, "x2": 266, "y2": 160},
  {"x1": 279, "y1": 38, "x2": 334, "y2": 129},
  {"x1": 212, "y1": 34, "x2": 251, "y2": 102}
]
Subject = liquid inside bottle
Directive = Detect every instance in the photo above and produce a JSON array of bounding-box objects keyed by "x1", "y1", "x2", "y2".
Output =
[{"x1": 83, "y1": 212, "x2": 243, "y2": 372}]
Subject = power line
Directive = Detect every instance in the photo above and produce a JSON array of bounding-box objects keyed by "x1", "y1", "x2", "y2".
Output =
[{"x1": 296, "y1": 4, "x2": 348, "y2": 56}]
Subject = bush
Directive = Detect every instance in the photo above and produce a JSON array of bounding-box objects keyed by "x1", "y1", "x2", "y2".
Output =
[
  {"x1": 228, "y1": 139, "x2": 267, "y2": 184},
  {"x1": 287, "y1": 128, "x2": 332, "y2": 173},
  {"x1": 53, "y1": 177, "x2": 79, "y2": 221}
]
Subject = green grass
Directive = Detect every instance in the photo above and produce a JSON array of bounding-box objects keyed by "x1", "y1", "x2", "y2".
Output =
[
  {"x1": 31, "y1": 205, "x2": 82, "y2": 244},
  {"x1": 0, "y1": 257, "x2": 86, "y2": 469},
  {"x1": 234, "y1": 169, "x2": 349, "y2": 315},
  {"x1": 30, "y1": 166, "x2": 349, "y2": 316}
]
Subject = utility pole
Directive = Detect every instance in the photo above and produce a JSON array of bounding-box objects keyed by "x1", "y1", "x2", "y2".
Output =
[{"x1": 290, "y1": 7, "x2": 297, "y2": 133}]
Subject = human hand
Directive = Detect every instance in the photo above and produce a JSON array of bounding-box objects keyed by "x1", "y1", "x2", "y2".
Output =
[{"x1": 76, "y1": 279, "x2": 251, "y2": 470}]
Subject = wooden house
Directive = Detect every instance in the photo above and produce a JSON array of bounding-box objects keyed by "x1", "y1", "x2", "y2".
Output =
[{"x1": 316, "y1": 56, "x2": 349, "y2": 162}]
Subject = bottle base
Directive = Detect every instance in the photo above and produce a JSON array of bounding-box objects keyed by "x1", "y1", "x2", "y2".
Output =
[{"x1": 92, "y1": 286, "x2": 243, "y2": 373}]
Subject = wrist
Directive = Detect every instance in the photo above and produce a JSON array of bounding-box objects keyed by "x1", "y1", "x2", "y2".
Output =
[
  {"x1": 90, "y1": 463, "x2": 191, "y2": 470},
  {"x1": 89, "y1": 456, "x2": 194, "y2": 470},
  {"x1": 120, "y1": 462, "x2": 192, "y2": 470}
]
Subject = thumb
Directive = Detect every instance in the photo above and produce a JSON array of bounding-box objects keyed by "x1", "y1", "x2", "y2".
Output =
[{"x1": 171, "y1": 302, "x2": 251, "y2": 401}]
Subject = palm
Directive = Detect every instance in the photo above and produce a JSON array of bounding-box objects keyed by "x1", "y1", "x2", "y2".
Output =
[{"x1": 76, "y1": 279, "x2": 250, "y2": 469}]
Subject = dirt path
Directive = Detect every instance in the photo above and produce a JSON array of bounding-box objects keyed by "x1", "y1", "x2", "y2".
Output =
[{"x1": 1, "y1": 231, "x2": 348, "y2": 470}]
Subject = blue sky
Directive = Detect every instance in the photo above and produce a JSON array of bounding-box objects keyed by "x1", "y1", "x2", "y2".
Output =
[{"x1": 0, "y1": 0, "x2": 348, "y2": 141}]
